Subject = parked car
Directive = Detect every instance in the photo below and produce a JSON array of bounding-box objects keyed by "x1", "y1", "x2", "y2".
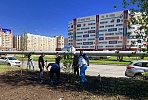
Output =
[
  {"x1": 125, "y1": 60, "x2": 148, "y2": 79},
  {"x1": 0, "y1": 56, "x2": 21, "y2": 67}
]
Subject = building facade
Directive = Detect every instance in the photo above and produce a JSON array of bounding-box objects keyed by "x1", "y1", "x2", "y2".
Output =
[
  {"x1": 14, "y1": 33, "x2": 64, "y2": 51},
  {"x1": 68, "y1": 10, "x2": 143, "y2": 51},
  {"x1": 64, "y1": 38, "x2": 69, "y2": 46},
  {"x1": 0, "y1": 28, "x2": 13, "y2": 51},
  {"x1": 54, "y1": 35, "x2": 64, "y2": 51}
]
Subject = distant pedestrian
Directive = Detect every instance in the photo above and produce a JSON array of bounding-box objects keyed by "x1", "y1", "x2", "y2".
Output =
[
  {"x1": 27, "y1": 53, "x2": 34, "y2": 70},
  {"x1": 72, "y1": 54, "x2": 79, "y2": 76},
  {"x1": 55, "y1": 52, "x2": 61, "y2": 66},
  {"x1": 78, "y1": 55, "x2": 88, "y2": 83},
  {"x1": 38, "y1": 53, "x2": 45, "y2": 83},
  {"x1": 46, "y1": 63, "x2": 60, "y2": 85}
]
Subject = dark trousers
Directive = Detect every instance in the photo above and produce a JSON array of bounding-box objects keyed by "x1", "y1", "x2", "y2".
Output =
[
  {"x1": 74, "y1": 66, "x2": 79, "y2": 76},
  {"x1": 50, "y1": 68, "x2": 60, "y2": 84}
]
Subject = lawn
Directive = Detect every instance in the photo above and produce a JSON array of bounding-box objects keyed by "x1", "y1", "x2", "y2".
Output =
[
  {"x1": 0, "y1": 64, "x2": 20, "y2": 72},
  {"x1": 15, "y1": 55, "x2": 148, "y2": 65}
]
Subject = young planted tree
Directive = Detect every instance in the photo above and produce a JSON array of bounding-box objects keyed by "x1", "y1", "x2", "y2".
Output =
[{"x1": 61, "y1": 50, "x2": 74, "y2": 83}]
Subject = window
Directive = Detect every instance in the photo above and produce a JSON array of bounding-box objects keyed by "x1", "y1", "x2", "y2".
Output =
[
  {"x1": 106, "y1": 45, "x2": 114, "y2": 48},
  {"x1": 91, "y1": 27, "x2": 95, "y2": 29},
  {"x1": 76, "y1": 43, "x2": 82, "y2": 45},
  {"x1": 105, "y1": 25, "x2": 114, "y2": 27},
  {"x1": 100, "y1": 21, "x2": 108, "y2": 24},
  {"x1": 83, "y1": 34, "x2": 89, "y2": 38},
  {"x1": 98, "y1": 46, "x2": 103, "y2": 48},
  {"x1": 134, "y1": 63, "x2": 142, "y2": 66},
  {"x1": 88, "y1": 30, "x2": 95, "y2": 33},
  {"x1": 116, "y1": 45, "x2": 122, "y2": 47},
  {"x1": 77, "y1": 24, "x2": 81, "y2": 27},
  {"x1": 82, "y1": 46, "x2": 89, "y2": 48},
  {"x1": 84, "y1": 31, "x2": 88, "y2": 33},
  {"x1": 77, "y1": 32, "x2": 83, "y2": 34},
  {"x1": 102, "y1": 16, "x2": 104, "y2": 18},
  {"x1": 100, "y1": 26, "x2": 104, "y2": 28},
  {"x1": 76, "y1": 39, "x2": 82, "y2": 41},
  {"x1": 116, "y1": 32, "x2": 122, "y2": 35},
  {"x1": 76, "y1": 35, "x2": 82, "y2": 38},
  {"x1": 90, "y1": 46, "x2": 94, "y2": 48},
  {"x1": 76, "y1": 46, "x2": 80, "y2": 48},
  {"x1": 90, "y1": 34, "x2": 95, "y2": 37},
  {"x1": 83, "y1": 42, "x2": 93, "y2": 45},
  {"x1": 118, "y1": 41, "x2": 122, "y2": 43},
  {"x1": 88, "y1": 23, "x2": 95, "y2": 25},
  {"x1": 99, "y1": 29, "x2": 107, "y2": 32},
  {"x1": 99, "y1": 34, "x2": 104, "y2": 36},
  {"x1": 99, "y1": 42, "x2": 107, "y2": 44},
  {"x1": 118, "y1": 28, "x2": 123, "y2": 30},
  {"x1": 81, "y1": 27, "x2": 89, "y2": 30},
  {"x1": 99, "y1": 37, "x2": 104, "y2": 40},
  {"x1": 116, "y1": 24, "x2": 123, "y2": 26},
  {"x1": 108, "y1": 28, "x2": 117, "y2": 32},
  {"x1": 109, "y1": 41, "x2": 117, "y2": 44},
  {"x1": 86, "y1": 18, "x2": 90, "y2": 20},
  {"x1": 71, "y1": 25, "x2": 73, "y2": 28}
]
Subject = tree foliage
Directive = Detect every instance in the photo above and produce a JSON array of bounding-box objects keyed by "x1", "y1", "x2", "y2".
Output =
[{"x1": 122, "y1": 0, "x2": 148, "y2": 52}]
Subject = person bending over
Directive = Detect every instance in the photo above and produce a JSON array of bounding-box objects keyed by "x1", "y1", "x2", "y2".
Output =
[{"x1": 46, "y1": 63, "x2": 60, "y2": 85}]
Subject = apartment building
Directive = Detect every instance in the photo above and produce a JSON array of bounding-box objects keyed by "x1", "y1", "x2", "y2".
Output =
[
  {"x1": 54, "y1": 35, "x2": 64, "y2": 51},
  {"x1": 64, "y1": 38, "x2": 68, "y2": 46},
  {"x1": 68, "y1": 10, "x2": 143, "y2": 51},
  {"x1": 13, "y1": 35, "x2": 21, "y2": 51},
  {"x1": 0, "y1": 28, "x2": 13, "y2": 51},
  {"x1": 14, "y1": 33, "x2": 64, "y2": 51}
]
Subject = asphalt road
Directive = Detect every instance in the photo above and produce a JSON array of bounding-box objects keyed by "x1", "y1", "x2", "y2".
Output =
[{"x1": 21, "y1": 61, "x2": 127, "y2": 78}]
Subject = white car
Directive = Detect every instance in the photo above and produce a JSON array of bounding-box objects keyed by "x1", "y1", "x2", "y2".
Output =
[
  {"x1": 125, "y1": 60, "x2": 148, "y2": 79},
  {"x1": 0, "y1": 56, "x2": 21, "y2": 67}
]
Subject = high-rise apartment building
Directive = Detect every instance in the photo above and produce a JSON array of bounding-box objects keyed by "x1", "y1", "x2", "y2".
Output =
[
  {"x1": 68, "y1": 10, "x2": 144, "y2": 51},
  {"x1": 13, "y1": 35, "x2": 21, "y2": 51},
  {"x1": 14, "y1": 33, "x2": 64, "y2": 51},
  {"x1": 54, "y1": 35, "x2": 64, "y2": 51},
  {"x1": 64, "y1": 38, "x2": 68, "y2": 46},
  {"x1": 0, "y1": 28, "x2": 13, "y2": 51}
]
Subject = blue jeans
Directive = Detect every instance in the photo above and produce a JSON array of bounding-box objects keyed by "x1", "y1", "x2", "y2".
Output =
[
  {"x1": 27, "y1": 61, "x2": 34, "y2": 70},
  {"x1": 38, "y1": 68, "x2": 43, "y2": 82},
  {"x1": 80, "y1": 65, "x2": 87, "y2": 83}
]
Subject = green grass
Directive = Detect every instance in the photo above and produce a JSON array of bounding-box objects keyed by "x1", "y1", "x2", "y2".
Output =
[
  {"x1": 14, "y1": 56, "x2": 148, "y2": 66},
  {"x1": 0, "y1": 65, "x2": 20, "y2": 72}
]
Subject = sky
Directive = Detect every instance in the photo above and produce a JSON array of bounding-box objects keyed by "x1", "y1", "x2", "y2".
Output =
[{"x1": 0, "y1": 0, "x2": 130, "y2": 38}]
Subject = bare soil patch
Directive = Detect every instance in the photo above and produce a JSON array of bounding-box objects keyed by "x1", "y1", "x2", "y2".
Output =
[{"x1": 0, "y1": 68, "x2": 148, "y2": 100}]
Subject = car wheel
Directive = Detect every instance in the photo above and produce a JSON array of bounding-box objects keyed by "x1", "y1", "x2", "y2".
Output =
[
  {"x1": 7, "y1": 63, "x2": 11, "y2": 66},
  {"x1": 135, "y1": 74, "x2": 144, "y2": 80}
]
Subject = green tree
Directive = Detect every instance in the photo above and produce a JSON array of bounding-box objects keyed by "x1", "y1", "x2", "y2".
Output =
[{"x1": 120, "y1": 0, "x2": 148, "y2": 52}]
